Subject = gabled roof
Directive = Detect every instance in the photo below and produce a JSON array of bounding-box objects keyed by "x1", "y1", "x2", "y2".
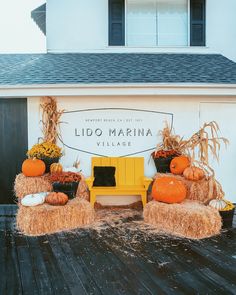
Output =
[
  {"x1": 0, "y1": 53, "x2": 236, "y2": 86},
  {"x1": 31, "y1": 3, "x2": 46, "y2": 35}
]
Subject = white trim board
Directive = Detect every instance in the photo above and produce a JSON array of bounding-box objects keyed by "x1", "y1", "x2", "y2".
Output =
[{"x1": 1, "y1": 83, "x2": 236, "y2": 97}]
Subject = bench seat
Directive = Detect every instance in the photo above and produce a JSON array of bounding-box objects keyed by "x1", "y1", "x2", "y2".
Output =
[{"x1": 86, "y1": 157, "x2": 152, "y2": 208}]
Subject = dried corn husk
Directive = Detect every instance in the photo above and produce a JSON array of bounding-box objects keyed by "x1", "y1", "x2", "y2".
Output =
[
  {"x1": 154, "y1": 123, "x2": 187, "y2": 155},
  {"x1": 155, "y1": 121, "x2": 228, "y2": 166},
  {"x1": 185, "y1": 121, "x2": 229, "y2": 165},
  {"x1": 40, "y1": 96, "x2": 64, "y2": 144}
]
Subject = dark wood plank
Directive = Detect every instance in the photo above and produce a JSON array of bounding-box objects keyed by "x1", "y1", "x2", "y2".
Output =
[
  {"x1": 87, "y1": 231, "x2": 163, "y2": 294},
  {"x1": 204, "y1": 228, "x2": 236, "y2": 255},
  {"x1": 5, "y1": 220, "x2": 23, "y2": 295},
  {"x1": 56, "y1": 232, "x2": 102, "y2": 295},
  {"x1": 198, "y1": 268, "x2": 236, "y2": 295},
  {"x1": 26, "y1": 236, "x2": 54, "y2": 295},
  {"x1": 0, "y1": 204, "x2": 17, "y2": 216},
  {"x1": 101, "y1": 218, "x2": 236, "y2": 293},
  {"x1": 0, "y1": 206, "x2": 236, "y2": 295},
  {"x1": 37, "y1": 235, "x2": 71, "y2": 295},
  {"x1": 47, "y1": 234, "x2": 88, "y2": 295},
  {"x1": 67, "y1": 230, "x2": 150, "y2": 295},
  {"x1": 93, "y1": 226, "x2": 191, "y2": 294},
  {"x1": 64, "y1": 231, "x2": 129, "y2": 295},
  {"x1": 14, "y1": 230, "x2": 38, "y2": 295}
]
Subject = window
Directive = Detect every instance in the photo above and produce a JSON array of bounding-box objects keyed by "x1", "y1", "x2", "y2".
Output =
[
  {"x1": 108, "y1": 0, "x2": 205, "y2": 47},
  {"x1": 126, "y1": 0, "x2": 188, "y2": 47}
]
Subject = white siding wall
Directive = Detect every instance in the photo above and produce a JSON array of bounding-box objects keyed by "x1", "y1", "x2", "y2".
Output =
[
  {"x1": 47, "y1": 0, "x2": 236, "y2": 62},
  {"x1": 206, "y1": 0, "x2": 236, "y2": 62},
  {"x1": 47, "y1": 0, "x2": 108, "y2": 51},
  {"x1": 28, "y1": 96, "x2": 236, "y2": 203}
]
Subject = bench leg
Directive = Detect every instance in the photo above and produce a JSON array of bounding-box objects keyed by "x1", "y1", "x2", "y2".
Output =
[
  {"x1": 141, "y1": 192, "x2": 147, "y2": 208},
  {"x1": 90, "y1": 192, "x2": 96, "y2": 208}
]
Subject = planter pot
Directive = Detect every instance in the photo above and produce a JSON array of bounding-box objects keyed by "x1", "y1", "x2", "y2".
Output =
[
  {"x1": 41, "y1": 157, "x2": 60, "y2": 173},
  {"x1": 52, "y1": 181, "x2": 79, "y2": 199},
  {"x1": 153, "y1": 155, "x2": 177, "y2": 173},
  {"x1": 219, "y1": 208, "x2": 235, "y2": 228}
]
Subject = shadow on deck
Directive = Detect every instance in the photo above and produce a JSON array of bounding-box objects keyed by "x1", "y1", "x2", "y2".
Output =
[{"x1": 0, "y1": 205, "x2": 236, "y2": 295}]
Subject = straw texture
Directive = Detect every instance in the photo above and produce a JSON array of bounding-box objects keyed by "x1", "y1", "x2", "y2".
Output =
[
  {"x1": 14, "y1": 173, "x2": 52, "y2": 199},
  {"x1": 144, "y1": 200, "x2": 222, "y2": 239},
  {"x1": 17, "y1": 199, "x2": 95, "y2": 236},
  {"x1": 154, "y1": 173, "x2": 219, "y2": 204}
]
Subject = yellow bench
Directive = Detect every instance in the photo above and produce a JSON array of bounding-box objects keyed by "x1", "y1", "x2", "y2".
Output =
[{"x1": 86, "y1": 157, "x2": 152, "y2": 208}]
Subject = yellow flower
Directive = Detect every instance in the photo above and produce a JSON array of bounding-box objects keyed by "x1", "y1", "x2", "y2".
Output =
[{"x1": 27, "y1": 142, "x2": 63, "y2": 159}]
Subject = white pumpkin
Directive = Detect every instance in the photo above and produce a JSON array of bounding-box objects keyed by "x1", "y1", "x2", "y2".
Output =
[
  {"x1": 21, "y1": 192, "x2": 48, "y2": 207},
  {"x1": 63, "y1": 167, "x2": 80, "y2": 173},
  {"x1": 209, "y1": 199, "x2": 227, "y2": 210}
]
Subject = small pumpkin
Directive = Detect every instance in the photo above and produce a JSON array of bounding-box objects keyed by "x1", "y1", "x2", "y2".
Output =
[
  {"x1": 209, "y1": 199, "x2": 227, "y2": 210},
  {"x1": 21, "y1": 192, "x2": 48, "y2": 207},
  {"x1": 152, "y1": 176, "x2": 187, "y2": 204},
  {"x1": 50, "y1": 163, "x2": 63, "y2": 174},
  {"x1": 22, "y1": 158, "x2": 46, "y2": 177},
  {"x1": 183, "y1": 166, "x2": 205, "y2": 181},
  {"x1": 63, "y1": 167, "x2": 80, "y2": 173},
  {"x1": 45, "y1": 192, "x2": 68, "y2": 206},
  {"x1": 170, "y1": 156, "x2": 190, "y2": 175}
]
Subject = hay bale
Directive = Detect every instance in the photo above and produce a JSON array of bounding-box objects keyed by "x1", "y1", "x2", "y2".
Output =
[
  {"x1": 17, "y1": 199, "x2": 95, "y2": 236},
  {"x1": 154, "y1": 173, "x2": 217, "y2": 204},
  {"x1": 14, "y1": 174, "x2": 52, "y2": 199},
  {"x1": 144, "y1": 200, "x2": 222, "y2": 239}
]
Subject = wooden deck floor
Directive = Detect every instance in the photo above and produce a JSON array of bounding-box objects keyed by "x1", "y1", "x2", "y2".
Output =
[{"x1": 0, "y1": 205, "x2": 236, "y2": 295}]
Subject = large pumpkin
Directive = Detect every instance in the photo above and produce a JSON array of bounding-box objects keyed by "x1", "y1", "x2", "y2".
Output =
[
  {"x1": 46, "y1": 192, "x2": 68, "y2": 206},
  {"x1": 170, "y1": 156, "x2": 190, "y2": 175},
  {"x1": 152, "y1": 177, "x2": 187, "y2": 204},
  {"x1": 50, "y1": 163, "x2": 63, "y2": 174},
  {"x1": 22, "y1": 158, "x2": 46, "y2": 177}
]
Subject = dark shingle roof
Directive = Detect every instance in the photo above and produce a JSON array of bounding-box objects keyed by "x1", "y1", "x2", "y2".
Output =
[
  {"x1": 31, "y1": 4, "x2": 46, "y2": 35},
  {"x1": 0, "y1": 53, "x2": 236, "y2": 86}
]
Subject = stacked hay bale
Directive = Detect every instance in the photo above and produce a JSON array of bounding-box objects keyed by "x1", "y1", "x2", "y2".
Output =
[
  {"x1": 15, "y1": 173, "x2": 89, "y2": 201},
  {"x1": 144, "y1": 200, "x2": 222, "y2": 239},
  {"x1": 17, "y1": 198, "x2": 95, "y2": 236},
  {"x1": 144, "y1": 172, "x2": 222, "y2": 239},
  {"x1": 14, "y1": 173, "x2": 53, "y2": 200},
  {"x1": 14, "y1": 173, "x2": 95, "y2": 236},
  {"x1": 153, "y1": 173, "x2": 218, "y2": 204}
]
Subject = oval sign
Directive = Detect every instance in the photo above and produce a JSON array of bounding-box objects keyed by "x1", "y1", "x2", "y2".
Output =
[{"x1": 60, "y1": 108, "x2": 173, "y2": 157}]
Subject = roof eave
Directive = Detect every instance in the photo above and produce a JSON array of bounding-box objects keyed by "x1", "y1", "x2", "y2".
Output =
[{"x1": 1, "y1": 83, "x2": 236, "y2": 97}]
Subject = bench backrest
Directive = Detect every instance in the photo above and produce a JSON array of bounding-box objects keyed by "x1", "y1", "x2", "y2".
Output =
[{"x1": 91, "y1": 157, "x2": 144, "y2": 186}]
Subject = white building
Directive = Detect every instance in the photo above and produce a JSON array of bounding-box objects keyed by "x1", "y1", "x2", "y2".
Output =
[{"x1": 0, "y1": 0, "x2": 236, "y2": 204}]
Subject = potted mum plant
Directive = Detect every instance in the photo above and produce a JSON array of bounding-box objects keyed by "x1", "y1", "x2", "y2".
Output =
[
  {"x1": 27, "y1": 142, "x2": 63, "y2": 173},
  {"x1": 152, "y1": 124, "x2": 185, "y2": 173},
  {"x1": 49, "y1": 172, "x2": 81, "y2": 199}
]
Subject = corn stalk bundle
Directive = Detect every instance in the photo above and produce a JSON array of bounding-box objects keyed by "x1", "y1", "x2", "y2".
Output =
[
  {"x1": 185, "y1": 121, "x2": 229, "y2": 166},
  {"x1": 40, "y1": 96, "x2": 64, "y2": 144},
  {"x1": 156, "y1": 121, "x2": 228, "y2": 165}
]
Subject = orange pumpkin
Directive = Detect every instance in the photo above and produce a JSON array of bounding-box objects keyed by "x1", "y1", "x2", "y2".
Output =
[
  {"x1": 50, "y1": 163, "x2": 63, "y2": 174},
  {"x1": 152, "y1": 177, "x2": 187, "y2": 204},
  {"x1": 22, "y1": 158, "x2": 46, "y2": 177},
  {"x1": 183, "y1": 166, "x2": 205, "y2": 181},
  {"x1": 45, "y1": 192, "x2": 68, "y2": 206},
  {"x1": 170, "y1": 156, "x2": 190, "y2": 175}
]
